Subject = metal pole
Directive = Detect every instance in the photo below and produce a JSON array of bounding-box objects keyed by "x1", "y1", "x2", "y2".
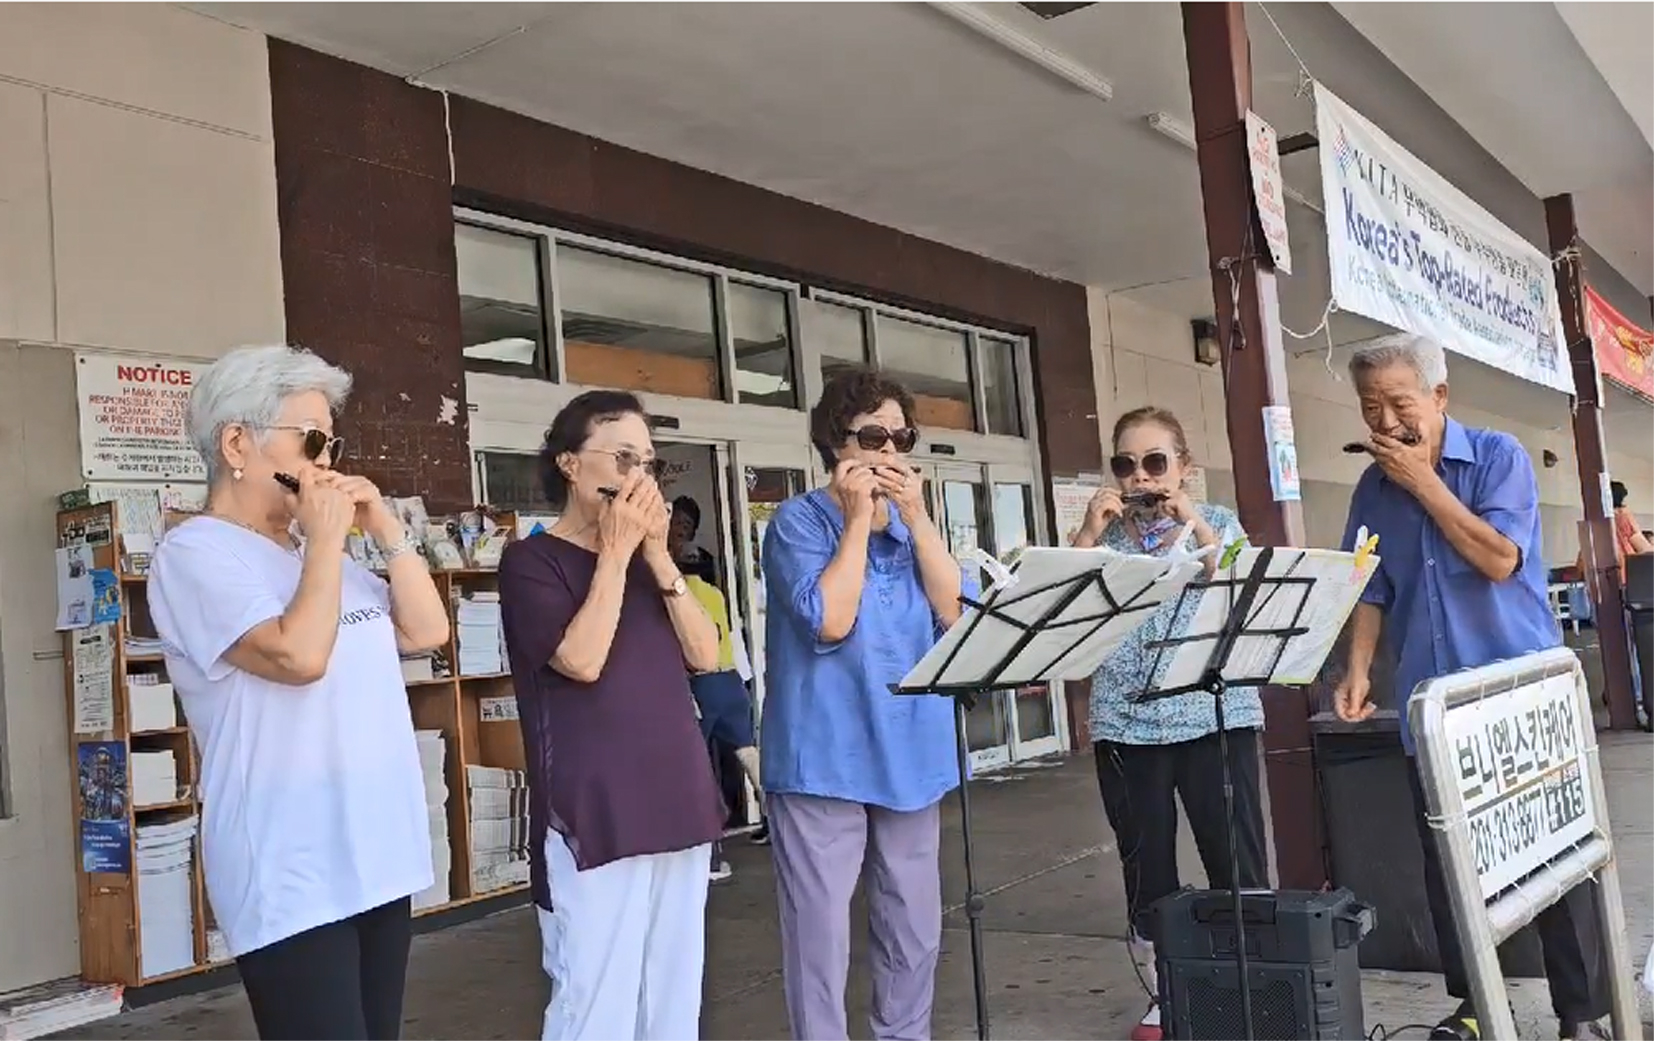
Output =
[
  {"x1": 1545, "y1": 193, "x2": 1639, "y2": 730},
  {"x1": 1179, "y1": 0, "x2": 1323, "y2": 894},
  {"x1": 1571, "y1": 669, "x2": 1643, "y2": 1040},
  {"x1": 954, "y1": 696, "x2": 990, "y2": 1041},
  {"x1": 1411, "y1": 698, "x2": 1520, "y2": 1041}
]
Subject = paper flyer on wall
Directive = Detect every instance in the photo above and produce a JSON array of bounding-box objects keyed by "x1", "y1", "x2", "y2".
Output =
[
  {"x1": 77, "y1": 741, "x2": 130, "y2": 875},
  {"x1": 54, "y1": 544, "x2": 95, "y2": 630},
  {"x1": 71, "y1": 625, "x2": 116, "y2": 735}
]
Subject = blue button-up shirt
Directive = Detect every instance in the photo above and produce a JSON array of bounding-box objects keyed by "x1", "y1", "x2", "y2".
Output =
[
  {"x1": 760, "y1": 489, "x2": 970, "y2": 811},
  {"x1": 1341, "y1": 418, "x2": 1561, "y2": 753}
]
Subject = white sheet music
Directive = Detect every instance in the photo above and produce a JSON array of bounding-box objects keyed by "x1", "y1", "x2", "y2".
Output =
[
  {"x1": 1154, "y1": 547, "x2": 1379, "y2": 691},
  {"x1": 900, "y1": 546, "x2": 1203, "y2": 691}
]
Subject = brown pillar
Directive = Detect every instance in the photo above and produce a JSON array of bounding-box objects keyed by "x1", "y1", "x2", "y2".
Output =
[
  {"x1": 1545, "y1": 194, "x2": 1639, "y2": 730},
  {"x1": 1181, "y1": 2, "x2": 1322, "y2": 888}
]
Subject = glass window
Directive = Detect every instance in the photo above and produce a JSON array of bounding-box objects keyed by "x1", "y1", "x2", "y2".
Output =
[
  {"x1": 878, "y1": 316, "x2": 974, "y2": 431},
  {"x1": 480, "y1": 452, "x2": 543, "y2": 513},
  {"x1": 456, "y1": 224, "x2": 545, "y2": 377},
  {"x1": 558, "y1": 246, "x2": 720, "y2": 400},
  {"x1": 815, "y1": 301, "x2": 869, "y2": 387},
  {"x1": 729, "y1": 283, "x2": 797, "y2": 409},
  {"x1": 981, "y1": 337, "x2": 1024, "y2": 437}
]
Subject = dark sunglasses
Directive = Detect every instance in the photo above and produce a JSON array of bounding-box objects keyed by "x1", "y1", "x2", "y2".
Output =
[
  {"x1": 589, "y1": 447, "x2": 667, "y2": 480},
  {"x1": 850, "y1": 425, "x2": 919, "y2": 453},
  {"x1": 269, "y1": 425, "x2": 344, "y2": 464},
  {"x1": 1109, "y1": 451, "x2": 1170, "y2": 481}
]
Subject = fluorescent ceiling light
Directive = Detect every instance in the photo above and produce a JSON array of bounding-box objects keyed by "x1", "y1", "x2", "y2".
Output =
[
  {"x1": 1146, "y1": 111, "x2": 1197, "y2": 151},
  {"x1": 928, "y1": 1, "x2": 1114, "y2": 102},
  {"x1": 1145, "y1": 111, "x2": 1324, "y2": 217}
]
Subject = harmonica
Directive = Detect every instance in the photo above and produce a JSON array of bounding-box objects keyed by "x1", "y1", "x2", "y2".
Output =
[
  {"x1": 1120, "y1": 490, "x2": 1169, "y2": 508},
  {"x1": 1342, "y1": 431, "x2": 1422, "y2": 454}
]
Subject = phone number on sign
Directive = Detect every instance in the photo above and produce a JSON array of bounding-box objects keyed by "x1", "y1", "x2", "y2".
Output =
[{"x1": 1467, "y1": 762, "x2": 1589, "y2": 882}]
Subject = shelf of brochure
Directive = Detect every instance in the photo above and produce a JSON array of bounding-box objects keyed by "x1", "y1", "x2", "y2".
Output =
[{"x1": 57, "y1": 501, "x2": 529, "y2": 988}]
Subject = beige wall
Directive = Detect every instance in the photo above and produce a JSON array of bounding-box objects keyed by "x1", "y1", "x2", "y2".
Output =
[
  {"x1": 0, "y1": 3, "x2": 284, "y2": 993},
  {"x1": 1088, "y1": 289, "x2": 1654, "y2": 565}
]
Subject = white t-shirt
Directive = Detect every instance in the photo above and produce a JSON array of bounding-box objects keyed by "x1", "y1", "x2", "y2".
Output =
[{"x1": 148, "y1": 517, "x2": 433, "y2": 957}]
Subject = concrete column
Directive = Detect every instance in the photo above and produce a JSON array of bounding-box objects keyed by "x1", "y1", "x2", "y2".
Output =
[
  {"x1": 1181, "y1": 2, "x2": 1322, "y2": 889},
  {"x1": 1545, "y1": 194, "x2": 1639, "y2": 730}
]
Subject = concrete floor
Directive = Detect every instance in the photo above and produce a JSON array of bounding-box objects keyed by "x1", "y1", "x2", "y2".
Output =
[{"x1": 52, "y1": 733, "x2": 1653, "y2": 1040}]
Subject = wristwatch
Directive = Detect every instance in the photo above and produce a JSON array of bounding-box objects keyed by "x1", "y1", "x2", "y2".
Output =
[{"x1": 661, "y1": 575, "x2": 688, "y2": 598}]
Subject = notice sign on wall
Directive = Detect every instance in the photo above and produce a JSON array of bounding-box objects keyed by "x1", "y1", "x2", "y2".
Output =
[
  {"x1": 1245, "y1": 109, "x2": 1292, "y2": 275},
  {"x1": 76, "y1": 353, "x2": 208, "y2": 482},
  {"x1": 1446, "y1": 671, "x2": 1597, "y2": 900},
  {"x1": 1314, "y1": 84, "x2": 1571, "y2": 395}
]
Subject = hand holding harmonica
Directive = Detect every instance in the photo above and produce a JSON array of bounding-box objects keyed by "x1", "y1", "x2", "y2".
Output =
[{"x1": 1342, "y1": 430, "x2": 1421, "y2": 455}]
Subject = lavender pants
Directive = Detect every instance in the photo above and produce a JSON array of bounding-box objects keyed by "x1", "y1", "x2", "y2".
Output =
[{"x1": 768, "y1": 792, "x2": 942, "y2": 1041}]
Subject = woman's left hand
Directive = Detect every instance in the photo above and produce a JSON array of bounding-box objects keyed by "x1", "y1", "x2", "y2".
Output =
[
  {"x1": 875, "y1": 465, "x2": 926, "y2": 524},
  {"x1": 1163, "y1": 488, "x2": 1200, "y2": 525},
  {"x1": 328, "y1": 473, "x2": 400, "y2": 544}
]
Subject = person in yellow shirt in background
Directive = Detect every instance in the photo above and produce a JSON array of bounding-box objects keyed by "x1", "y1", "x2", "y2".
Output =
[{"x1": 670, "y1": 497, "x2": 767, "y2": 878}]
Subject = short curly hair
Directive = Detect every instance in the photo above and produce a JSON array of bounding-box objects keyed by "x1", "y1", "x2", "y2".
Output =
[
  {"x1": 809, "y1": 367, "x2": 918, "y2": 470},
  {"x1": 537, "y1": 390, "x2": 647, "y2": 509}
]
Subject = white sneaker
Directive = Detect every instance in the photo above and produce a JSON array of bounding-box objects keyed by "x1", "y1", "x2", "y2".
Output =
[{"x1": 709, "y1": 860, "x2": 733, "y2": 882}]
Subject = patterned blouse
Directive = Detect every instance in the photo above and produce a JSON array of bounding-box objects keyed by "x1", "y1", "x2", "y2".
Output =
[{"x1": 1088, "y1": 502, "x2": 1265, "y2": 746}]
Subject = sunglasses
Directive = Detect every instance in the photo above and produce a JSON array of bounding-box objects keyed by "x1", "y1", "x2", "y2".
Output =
[
  {"x1": 850, "y1": 425, "x2": 919, "y2": 453},
  {"x1": 269, "y1": 425, "x2": 344, "y2": 464},
  {"x1": 588, "y1": 447, "x2": 667, "y2": 480},
  {"x1": 1109, "y1": 451, "x2": 1170, "y2": 481}
]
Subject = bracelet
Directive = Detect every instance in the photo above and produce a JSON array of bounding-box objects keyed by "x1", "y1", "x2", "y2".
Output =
[{"x1": 381, "y1": 534, "x2": 421, "y2": 562}]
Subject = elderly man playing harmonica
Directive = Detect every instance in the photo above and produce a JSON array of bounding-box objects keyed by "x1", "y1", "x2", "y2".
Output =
[{"x1": 1333, "y1": 333, "x2": 1609, "y2": 1041}]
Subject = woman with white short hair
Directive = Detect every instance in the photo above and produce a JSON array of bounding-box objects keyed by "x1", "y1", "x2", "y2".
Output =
[{"x1": 147, "y1": 345, "x2": 451, "y2": 1040}]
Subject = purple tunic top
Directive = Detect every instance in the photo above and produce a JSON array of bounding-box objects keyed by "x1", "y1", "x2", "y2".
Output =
[{"x1": 498, "y1": 534, "x2": 724, "y2": 910}]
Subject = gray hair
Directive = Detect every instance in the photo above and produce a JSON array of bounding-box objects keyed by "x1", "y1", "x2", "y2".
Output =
[
  {"x1": 188, "y1": 345, "x2": 352, "y2": 483},
  {"x1": 1347, "y1": 332, "x2": 1450, "y2": 393}
]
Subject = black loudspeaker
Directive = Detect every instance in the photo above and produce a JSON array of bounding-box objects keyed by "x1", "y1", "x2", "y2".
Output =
[{"x1": 1154, "y1": 888, "x2": 1375, "y2": 1040}]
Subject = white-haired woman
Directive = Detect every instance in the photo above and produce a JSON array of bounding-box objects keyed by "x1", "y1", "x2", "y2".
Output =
[{"x1": 147, "y1": 345, "x2": 451, "y2": 1040}]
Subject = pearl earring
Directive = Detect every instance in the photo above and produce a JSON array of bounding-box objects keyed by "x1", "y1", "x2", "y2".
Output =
[{"x1": 233, "y1": 468, "x2": 243, "y2": 481}]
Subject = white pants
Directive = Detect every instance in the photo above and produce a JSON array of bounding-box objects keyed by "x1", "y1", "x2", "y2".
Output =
[{"x1": 538, "y1": 831, "x2": 712, "y2": 1041}]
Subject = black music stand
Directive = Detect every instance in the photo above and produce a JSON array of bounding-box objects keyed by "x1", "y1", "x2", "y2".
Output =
[
  {"x1": 1133, "y1": 545, "x2": 1376, "y2": 1041},
  {"x1": 893, "y1": 546, "x2": 1209, "y2": 1041}
]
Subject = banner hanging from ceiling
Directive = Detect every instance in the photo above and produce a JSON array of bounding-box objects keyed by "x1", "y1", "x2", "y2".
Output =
[
  {"x1": 1584, "y1": 286, "x2": 1654, "y2": 403},
  {"x1": 1314, "y1": 84, "x2": 1573, "y2": 395}
]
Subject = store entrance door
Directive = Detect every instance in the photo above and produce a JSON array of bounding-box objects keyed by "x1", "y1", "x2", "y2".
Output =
[{"x1": 915, "y1": 460, "x2": 1066, "y2": 772}]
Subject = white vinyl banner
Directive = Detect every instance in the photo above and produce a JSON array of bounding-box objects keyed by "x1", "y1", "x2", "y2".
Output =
[{"x1": 1314, "y1": 84, "x2": 1573, "y2": 395}]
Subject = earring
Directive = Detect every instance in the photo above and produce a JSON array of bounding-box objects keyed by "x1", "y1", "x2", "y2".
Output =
[{"x1": 232, "y1": 468, "x2": 243, "y2": 481}]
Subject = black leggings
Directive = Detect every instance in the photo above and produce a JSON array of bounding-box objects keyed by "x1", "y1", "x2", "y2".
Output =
[
  {"x1": 1094, "y1": 729, "x2": 1270, "y2": 944},
  {"x1": 236, "y1": 896, "x2": 413, "y2": 1040}
]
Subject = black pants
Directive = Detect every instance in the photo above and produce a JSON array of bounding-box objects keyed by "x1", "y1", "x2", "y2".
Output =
[
  {"x1": 236, "y1": 897, "x2": 413, "y2": 1040},
  {"x1": 1094, "y1": 728, "x2": 1270, "y2": 943},
  {"x1": 1405, "y1": 767, "x2": 1608, "y2": 1024}
]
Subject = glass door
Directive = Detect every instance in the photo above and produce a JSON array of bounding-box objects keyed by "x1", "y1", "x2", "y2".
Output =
[
  {"x1": 921, "y1": 461, "x2": 1014, "y2": 772},
  {"x1": 988, "y1": 467, "x2": 1066, "y2": 760},
  {"x1": 728, "y1": 442, "x2": 813, "y2": 731}
]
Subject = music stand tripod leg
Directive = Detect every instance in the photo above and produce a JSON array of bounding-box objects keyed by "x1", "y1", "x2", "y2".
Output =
[
  {"x1": 1207, "y1": 675, "x2": 1255, "y2": 1041},
  {"x1": 953, "y1": 694, "x2": 991, "y2": 1041}
]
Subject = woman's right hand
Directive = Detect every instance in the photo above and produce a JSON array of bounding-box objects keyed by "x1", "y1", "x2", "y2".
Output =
[
  {"x1": 597, "y1": 469, "x2": 653, "y2": 560},
  {"x1": 1081, "y1": 486, "x2": 1124, "y2": 537},
  {"x1": 830, "y1": 460, "x2": 879, "y2": 523},
  {"x1": 291, "y1": 468, "x2": 355, "y2": 547}
]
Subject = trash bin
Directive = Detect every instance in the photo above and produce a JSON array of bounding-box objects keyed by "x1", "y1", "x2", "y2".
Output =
[
  {"x1": 1308, "y1": 622, "x2": 1547, "y2": 976},
  {"x1": 1623, "y1": 553, "x2": 1653, "y2": 727}
]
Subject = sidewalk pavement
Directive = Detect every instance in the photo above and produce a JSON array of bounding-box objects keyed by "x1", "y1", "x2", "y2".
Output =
[{"x1": 53, "y1": 732, "x2": 1652, "y2": 1040}]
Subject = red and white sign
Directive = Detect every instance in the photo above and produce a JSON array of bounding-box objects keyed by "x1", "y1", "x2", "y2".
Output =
[
  {"x1": 76, "y1": 353, "x2": 208, "y2": 482},
  {"x1": 1584, "y1": 286, "x2": 1654, "y2": 403},
  {"x1": 1245, "y1": 109, "x2": 1292, "y2": 275}
]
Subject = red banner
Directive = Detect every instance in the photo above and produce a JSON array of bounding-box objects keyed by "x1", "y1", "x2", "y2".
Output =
[{"x1": 1584, "y1": 286, "x2": 1654, "y2": 402}]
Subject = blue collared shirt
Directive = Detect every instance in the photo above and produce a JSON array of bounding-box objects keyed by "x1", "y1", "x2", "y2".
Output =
[
  {"x1": 1341, "y1": 418, "x2": 1561, "y2": 753},
  {"x1": 760, "y1": 489, "x2": 971, "y2": 810}
]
